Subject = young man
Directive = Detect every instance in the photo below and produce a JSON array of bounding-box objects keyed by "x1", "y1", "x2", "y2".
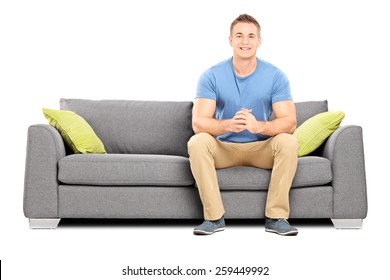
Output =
[{"x1": 188, "y1": 14, "x2": 299, "y2": 236}]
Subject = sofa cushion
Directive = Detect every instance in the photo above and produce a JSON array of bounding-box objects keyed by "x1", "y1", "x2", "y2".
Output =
[
  {"x1": 216, "y1": 156, "x2": 332, "y2": 190},
  {"x1": 60, "y1": 99, "x2": 194, "y2": 157},
  {"x1": 295, "y1": 100, "x2": 328, "y2": 127},
  {"x1": 59, "y1": 155, "x2": 331, "y2": 190},
  {"x1": 42, "y1": 108, "x2": 106, "y2": 154},
  {"x1": 58, "y1": 154, "x2": 194, "y2": 186},
  {"x1": 294, "y1": 111, "x2": 345, "y2": 157}
]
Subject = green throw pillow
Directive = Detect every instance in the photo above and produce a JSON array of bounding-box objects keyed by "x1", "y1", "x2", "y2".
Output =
[
  {"x1": 42, "y1": 108, "x2": 107, "y2": 154},
  {"x1": 294, "y1": 111, "x2": 345, "y2": 157}
]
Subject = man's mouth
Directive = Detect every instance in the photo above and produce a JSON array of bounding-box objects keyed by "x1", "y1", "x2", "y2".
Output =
[{"x1": 240, "y1": 47, "x2": 251, "y2": 51}]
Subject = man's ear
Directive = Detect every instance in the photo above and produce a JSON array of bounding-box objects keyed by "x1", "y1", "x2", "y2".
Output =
[
  {"x1": 229, "y1": 36, "x2": 233, "y2": 47},
  {"x1": 257, "y1": 36, "x2": 262, "y2": 48}
]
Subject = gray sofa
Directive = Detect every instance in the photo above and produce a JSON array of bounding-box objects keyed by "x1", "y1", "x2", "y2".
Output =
[{"x1": 23, "y1": 99, "x2": 367, "y2": 229}]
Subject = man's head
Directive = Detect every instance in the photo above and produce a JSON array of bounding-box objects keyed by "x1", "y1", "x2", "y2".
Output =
[
  {"x1": 230, "y1": 14, "x2": 261, "y2": 37},
  {"x1": 229, "y1": 14, "x2": 261, "y2": 60}
]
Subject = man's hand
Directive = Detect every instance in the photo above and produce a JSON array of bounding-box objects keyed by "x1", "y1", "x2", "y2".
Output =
[
  {"x1": 193, "y1": 98, "x2": 296, "y2": 137},
  {"x1": 232, "y1": 108, "x2": 262, "y2": 134}
]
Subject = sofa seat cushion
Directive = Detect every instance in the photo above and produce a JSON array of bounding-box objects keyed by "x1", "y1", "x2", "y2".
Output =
[
  {"x1": 58, "y1": 154, "x2": 194, "y2": 186},
  {"x1": 217, "y1": 156, "x2": 332, "y2": 190}
]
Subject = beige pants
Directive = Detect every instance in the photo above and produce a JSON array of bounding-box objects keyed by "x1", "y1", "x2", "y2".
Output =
[{"x1": 188, "y1": 132, "x2": 298, "y2": 220}]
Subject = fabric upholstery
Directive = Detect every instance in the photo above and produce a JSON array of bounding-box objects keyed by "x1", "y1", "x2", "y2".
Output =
[
  {"x1": 58, "y1": 185, "x2": 204, "y2": 219},
  {"x1": 294, "y1": 111, "x2": 345, "y2": 157},
  {"x1": 58, "y1": 185, "x2": 333, "y2": 219},
  {"x1": 23, "y1": 99, "x2": 367, "y2": 223},
  {"x1": 24, "y1": 125, "x2": 66, "y2": 218},
  {"x1": 294, "y1": 100, "x2": 328, "y2": 126},
  {"x1": 320, "y1": 125, "x2": 368, "y2": 218},
  {"x1": 58, "y1": 155, "x2": 330, "y2": 190},
  {"x1": 59, "y1": 99, "x2": 326, "y2": 156},
  {"x1": 42, "y1": 108, "x2": 106, "y2": 154},
  {"x1": 216, "y1": 156, "x2": 332, "y2": 190},
  {"x1": 59, "y1": 154, "x2": 194, "y2": 186},
  {"x1": 60, "y1": 99, "x2": 194, "y2": 157}
]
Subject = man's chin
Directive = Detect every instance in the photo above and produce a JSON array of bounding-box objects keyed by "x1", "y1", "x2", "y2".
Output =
[{"x1": 235, "y1": 53, "x2": 256, "y2": 60}]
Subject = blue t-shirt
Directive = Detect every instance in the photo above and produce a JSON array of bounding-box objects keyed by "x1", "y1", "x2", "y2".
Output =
[{"x1": 196, "y1": 57, "x2": 292, "y2": 143}]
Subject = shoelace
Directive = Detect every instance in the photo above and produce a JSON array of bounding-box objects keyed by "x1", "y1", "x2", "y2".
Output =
[{"x1": 278, "y1": 218, "x2": 289, "y2": 224}]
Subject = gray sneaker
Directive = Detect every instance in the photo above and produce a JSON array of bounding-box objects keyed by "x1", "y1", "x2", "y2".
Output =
[
  {"x1": 193, "y1": 217, "x2": 225, "y2": 235},
  {"x1": 265, "y1": 218, "x2": 298, "y2": 236}
]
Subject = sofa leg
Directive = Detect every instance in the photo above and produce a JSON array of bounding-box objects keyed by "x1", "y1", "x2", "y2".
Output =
[
  {"x1": 331, "y1": 219, "x2": 363, "y2": 229},
  {"x1": 29, "y1": 218, "x2": 61, "y2": 229}
]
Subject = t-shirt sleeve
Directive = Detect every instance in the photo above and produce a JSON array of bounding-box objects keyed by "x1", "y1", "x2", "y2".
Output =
[
  {"x1": 196, "y1": 70, "x2": 217, "y2": 100},
  {"x1": 271, "y1": 70, "x2": 292, "y2": 103}
]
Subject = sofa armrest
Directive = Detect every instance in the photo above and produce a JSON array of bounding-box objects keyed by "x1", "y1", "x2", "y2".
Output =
[
  {"x1": 23, "y1": 124, "x2": 66, "y2": 218},
  {"x1": 320, "y1": 125, "x2": 368, "y2": 219}
]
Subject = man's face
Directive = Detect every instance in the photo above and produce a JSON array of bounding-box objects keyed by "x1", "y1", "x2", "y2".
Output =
[{"x1": 229, "y1": 22, "x2": 261, "y2": 59}]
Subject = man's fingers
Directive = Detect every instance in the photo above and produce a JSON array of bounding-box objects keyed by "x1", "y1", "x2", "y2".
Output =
[
  {"x1": 235, "y1": 109, "x2": 252, "y2": 116},
  {"x1": 233, "y1": 118, "x2": 247, "y2": 124},
  {"x1": 233, "y1": 115, "x2": 246, "y2": 120},
  {"x1": 228, "y1": 125, "x2": 246, "y2": 132},
  {"x1": 231, "y1": 109, "x2": 253, "y2": 133}
]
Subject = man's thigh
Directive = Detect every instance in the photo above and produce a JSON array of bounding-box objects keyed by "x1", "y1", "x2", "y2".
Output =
[
  {"x1": 241, "y1": 133, "x2": 298, "y2": 169},
  {"x1": 235, "y1": 139, "x2": 274, "y2": 169},
  {"x1": 213, "y1": 140, "x2": 245, "y2": 169},
  {"x1": 196, "y1": 133, "x2": 296, "y2": 170},
  {"x1": 214, "y1": 138, "x2": 274, "y2": 169}
]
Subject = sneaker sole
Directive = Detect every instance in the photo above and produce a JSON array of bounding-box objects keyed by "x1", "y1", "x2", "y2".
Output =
[
  {"x1": 265, "y1": 228, "x2": 298, "y2": 236},
  {"x1": 193, "y1": 227, "x2": 225, "y2": 235}
]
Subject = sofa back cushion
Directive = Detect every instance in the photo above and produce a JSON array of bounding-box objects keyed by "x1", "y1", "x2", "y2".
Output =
[
  {"x1": 60, "y1": 99, "x2": 194, "y2": 157},
  {"x1": 60, "y1": 99, "x2": 327, "y2": 156},
  {"x1": 295, "y1": 100, "x2": 328, "y2": 127}
]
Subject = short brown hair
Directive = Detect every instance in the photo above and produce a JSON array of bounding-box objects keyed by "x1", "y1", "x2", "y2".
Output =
[{"x1": 230, "y1": 14, "x2": 261, "y2": 36}]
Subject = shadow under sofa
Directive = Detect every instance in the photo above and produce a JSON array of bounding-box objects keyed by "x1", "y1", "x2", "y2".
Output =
[{"x1": 23, "y1": 99, "x2": 368, "y2": 229}]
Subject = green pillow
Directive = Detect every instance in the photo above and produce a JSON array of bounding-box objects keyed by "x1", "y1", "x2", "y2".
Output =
[
  {"x1": 42, "y1": 108, "x2": 106, "y2": 154},
  {"x1": 294, "y1": 111, "x2": 345, "y2": 157}
]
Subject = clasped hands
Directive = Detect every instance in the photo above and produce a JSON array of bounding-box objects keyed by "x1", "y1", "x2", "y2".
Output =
[{"x1": 228, "y1": 108, "x2": 262, "y2": 134}]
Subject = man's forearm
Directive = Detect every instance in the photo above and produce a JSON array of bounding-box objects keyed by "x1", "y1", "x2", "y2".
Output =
[
  {"x1": 193, "y1": 114, "x2": 296, "y2": 137},
  {"x1": 256, "y1": 117, "x2": 296, "y2": 136},
  {"x1": 192, "y1": 117, "x2": 232, "y2": 136}
]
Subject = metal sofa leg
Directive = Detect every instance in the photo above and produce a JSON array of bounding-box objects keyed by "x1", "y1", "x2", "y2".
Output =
[
  {"x1": 29, "y1": 218, "x2": 61, "y2": 229},
  {"x1": 331, "y1": 219, "x2": 363, "y2": 229}
]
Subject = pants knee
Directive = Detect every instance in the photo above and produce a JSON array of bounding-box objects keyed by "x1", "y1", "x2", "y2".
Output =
[
  {"x1": 272, "y1": 133, "x2": 299, "y2": 155},
  {"x1": 187, "y1": 132, "x2": 216, "y2": 155}
]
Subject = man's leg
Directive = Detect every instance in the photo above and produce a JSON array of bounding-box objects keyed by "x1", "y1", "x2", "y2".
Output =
[
  {"x1": 265, "y1": 133, "x2": 298, "y2": 235},
  {"x1": 244, "y1": 133, "x2": 299, "y2": 235},
  {"x1": 264, "y1": 133, "x2": 298, "y2": 219},
  {"x1": 188, "y1": 132, "x2": 241, "y2": 221}
]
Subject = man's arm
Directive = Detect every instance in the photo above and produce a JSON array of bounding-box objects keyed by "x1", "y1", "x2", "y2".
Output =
[
  {"x1": 234, "y1": 100, "x2": 297, "y2": 136},
  {"x1": 192, "y1": 98, "x2": 246, "y2": 135}
]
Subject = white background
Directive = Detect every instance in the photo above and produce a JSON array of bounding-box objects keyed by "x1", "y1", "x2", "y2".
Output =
[{"x1": 1, "y1": 0, "x2": 389, "y2": 279}]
